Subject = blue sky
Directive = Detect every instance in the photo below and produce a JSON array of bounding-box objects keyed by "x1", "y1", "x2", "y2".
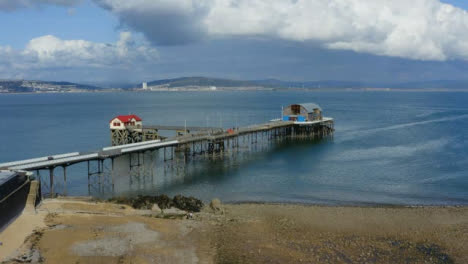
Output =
[
  {"x1": 0, "y1": 1, "x2": 118, "y2": 47},
  {"x1": 446, "y1": 0, "x2": 468, "y2": 9},
  {"x1": 1, "y1": 0, "x2": 468, "y2": 84}
]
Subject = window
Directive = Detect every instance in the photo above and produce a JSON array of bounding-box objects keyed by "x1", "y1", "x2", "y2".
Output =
[
  {"x1": 291, "y1": 105, "x2": 301, "y2": 115},
  {"x1": 114, "y1": 122, "x2": 121, "y2": 127}
]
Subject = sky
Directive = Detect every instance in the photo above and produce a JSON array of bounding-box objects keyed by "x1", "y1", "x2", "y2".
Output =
[{"x1": 0, "y1": 0, "x2": 468, "y2": 85}]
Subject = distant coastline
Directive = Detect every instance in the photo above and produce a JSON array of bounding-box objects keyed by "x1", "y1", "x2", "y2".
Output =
[
  {"x1": 3, "y1": 76, "x2": 468, "y2": 94},
  {"x1": 3, "y1": 87, "x2": 468, "y2": 94}
]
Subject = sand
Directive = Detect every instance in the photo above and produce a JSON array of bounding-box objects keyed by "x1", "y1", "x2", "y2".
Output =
[
  {"x1": 1, "y1": 198, "x2": 467, "y2": 264},
  {"x1": 0, "y1": 210, "x2": 46, "y2": 260}
]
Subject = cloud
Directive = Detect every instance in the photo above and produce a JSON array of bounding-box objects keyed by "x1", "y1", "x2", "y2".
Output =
[
  {"x1": 94, "y1": 0, "x2": 468, "y2": 61},
  {"x1": 96, "y1": 0, "x2": 210, "y2": 45},
  {"x1": 0, "y1": 32, "x2": 158, "y2": 77},
  {"x1": 0, "y1": 0, "x2": 82, "y2": 11}
]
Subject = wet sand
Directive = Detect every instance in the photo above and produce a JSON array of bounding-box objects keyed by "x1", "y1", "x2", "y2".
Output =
[{"x1": 1, "y1": 198, "x2": 467, "y2": 264}]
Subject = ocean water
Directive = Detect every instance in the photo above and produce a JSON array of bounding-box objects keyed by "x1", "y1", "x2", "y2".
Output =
[{"x1": 1, "y1": 91, "x2": 467, "y2": 205}]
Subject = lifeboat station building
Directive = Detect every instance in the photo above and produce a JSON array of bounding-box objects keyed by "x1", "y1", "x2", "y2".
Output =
[
  {"x1": 109, "y1": 115, "x2": 161, "y2": 146},
  {"x1": 110, "y1": 115, "x2": 143, "y2": 131},
  {"x1": 283, "y1": 103, "x2": 323, "y2": 122}
]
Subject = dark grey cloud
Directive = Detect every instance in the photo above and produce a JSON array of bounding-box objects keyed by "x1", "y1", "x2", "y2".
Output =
[
  {"x1": 95, "y1": 0, "x2": 209, "y2": 45},
  {"x1": 93, "y1": 0, "x2": 468, "y2": 61}
]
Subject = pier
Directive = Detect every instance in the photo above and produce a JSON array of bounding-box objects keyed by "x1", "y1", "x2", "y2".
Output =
[{"x1": 0, "y1": 103, "x2": 334, "y2": 197}]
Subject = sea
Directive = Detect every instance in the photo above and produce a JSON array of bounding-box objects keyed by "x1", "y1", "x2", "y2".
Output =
[{"x1": 1, "y1": 91, "x2": 467, "y2": 205}]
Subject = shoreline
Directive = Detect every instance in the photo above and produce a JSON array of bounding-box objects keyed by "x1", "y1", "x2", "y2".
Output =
[
  {"x1": 46, "y1": 195, "x2": 468, "y2": 208},
  {"x1": 225, "y1": 200, "x2": 468, "y2": 208}
]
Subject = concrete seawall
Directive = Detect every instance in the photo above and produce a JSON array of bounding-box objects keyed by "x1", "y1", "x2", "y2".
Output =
[
  {"x1": 0, "y1": 180, "x2": 43, "y2": 261},
  {"x1": 0, "y1": 172, "x2": 31, "y2": 232}
]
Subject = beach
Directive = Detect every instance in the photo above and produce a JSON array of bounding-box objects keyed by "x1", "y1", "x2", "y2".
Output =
[{"x1": 1, "y1": 198, "x2": 467, "y2": 264}]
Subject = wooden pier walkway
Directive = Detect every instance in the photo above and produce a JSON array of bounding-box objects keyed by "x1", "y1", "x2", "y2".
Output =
[{"x1": 0, "y1": 117, "x2": 334, "y2": 197}]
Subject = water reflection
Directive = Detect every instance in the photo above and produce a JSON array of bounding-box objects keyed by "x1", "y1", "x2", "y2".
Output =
[{"x1": 88, "y1": 136, "x2": 329, "y2": 200}]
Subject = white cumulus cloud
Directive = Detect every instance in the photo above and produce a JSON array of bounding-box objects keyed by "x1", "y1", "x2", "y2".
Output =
[
  {"x1": 0, "y1": 32, "x2": 158, "y2": 76},
  {"x1": 94, "y1": 0, "x2": 468, "y2": 61}
]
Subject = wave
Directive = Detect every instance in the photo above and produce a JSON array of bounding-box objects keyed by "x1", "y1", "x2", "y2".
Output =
[
  {"x1": 331, "y1": 138, "x2": 450, "y2": 162},
  {"x1": 420, "y1": 172, "x2": 466, "y2": 184},
  {"x1": 338, "y1": 114, "x2": 468, "y2": 143}
]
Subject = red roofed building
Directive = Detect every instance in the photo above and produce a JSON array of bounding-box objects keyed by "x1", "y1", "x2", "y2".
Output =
[{"x1": 110, "y1": 115, "x2": 143, "y2": 130}]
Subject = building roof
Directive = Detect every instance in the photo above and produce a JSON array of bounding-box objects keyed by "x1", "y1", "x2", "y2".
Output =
[
  {"x1": 298, "y1": 103, "x2": 322, "y2": 112},
  {"x1": 111, "y1": 115, "x2": 142, "y2": 123}
]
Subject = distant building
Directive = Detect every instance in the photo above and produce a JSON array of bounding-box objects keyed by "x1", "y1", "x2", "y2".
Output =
[
  {"x1": 110, "y1": 115, "x2": 143, "y2": 131},
  {"x1": 142, "y1": 82, "x2": 148, "y2": 90},
  {"x1": 210, "y1": 86, "x2": 217, "y2": 91},
  {"x1": 283, "y1": 103, "x2": 323, "y2": 122}
]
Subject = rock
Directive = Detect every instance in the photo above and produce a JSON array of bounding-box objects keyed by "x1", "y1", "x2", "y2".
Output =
[
  {"x1": 162, "y1": 207, "x2": 187, "y2": 219},
  {"x1": 110, "y1": 194, "x2": 204, "y2": 212},
  {"x1": 109, "y1": 195, "x2": 174, "y2": 210},
  {"x1": 173, "y1": 195, "x2": 204, "y2": 212},
  {"x1": 210, "y1": 198, "x2": 223, "y2": 213},
  {"x1": 14, "y1": 249, "x2": 42, "y2": 263},
  {"x1": 153, "y1": 195, "x2": 174, "y2": 209},
  {"x1": 151, "y1": 203, "x2": 162, "y2": 213}
]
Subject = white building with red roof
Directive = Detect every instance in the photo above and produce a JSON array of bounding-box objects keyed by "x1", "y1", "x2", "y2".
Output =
[{"x1": 109, "y1": 115, "x2": 143, "y2": 131}]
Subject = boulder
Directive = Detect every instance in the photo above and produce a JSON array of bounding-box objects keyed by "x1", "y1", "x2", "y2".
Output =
[
  {"x1": 111, "y1": 195, "x2": 174, "y2": 210},
  {"x1": 110, "y1": 194, "x2": 204, "y2": 212},
  {"x1": 210, "y1": 198, "x2": 223, "y2": 213},
  {"x1": 173, "y1": 195, "x2": 204, "y2": 212},
  {"x1": 151, "y1": 203, "x2": 162, "y2": 213}
]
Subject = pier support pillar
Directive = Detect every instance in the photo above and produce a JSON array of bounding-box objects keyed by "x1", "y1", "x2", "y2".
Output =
[
  {"x1": 62, "y1": 166, "x2": 67, "y2": 196},
  {"x1": 49, "y1": 167, "x2": 54, "y2": 198},
  {"x1": 87, "y1": 161, "x2": 90, "y2": 194},
  {"x1": 111, "y1": 158, "x2": 115, "y2": 193}
]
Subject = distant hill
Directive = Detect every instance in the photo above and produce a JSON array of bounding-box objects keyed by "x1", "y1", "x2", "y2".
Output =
[
  {"x1": 146, "y1": 77, "x2": 258, "y2": 88},
  {"x1": 139, "y1": 77, "x2": 366, "y2": 89},
  {"x1": 139, "y1": 77, "x2": 468, "y2": 90},
  {"x1": 251, "y1": 79, "x2": 367, "y2": 89},
  {"x1": 0, "y1": 80, "x2": 102, "y2": 93}
]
